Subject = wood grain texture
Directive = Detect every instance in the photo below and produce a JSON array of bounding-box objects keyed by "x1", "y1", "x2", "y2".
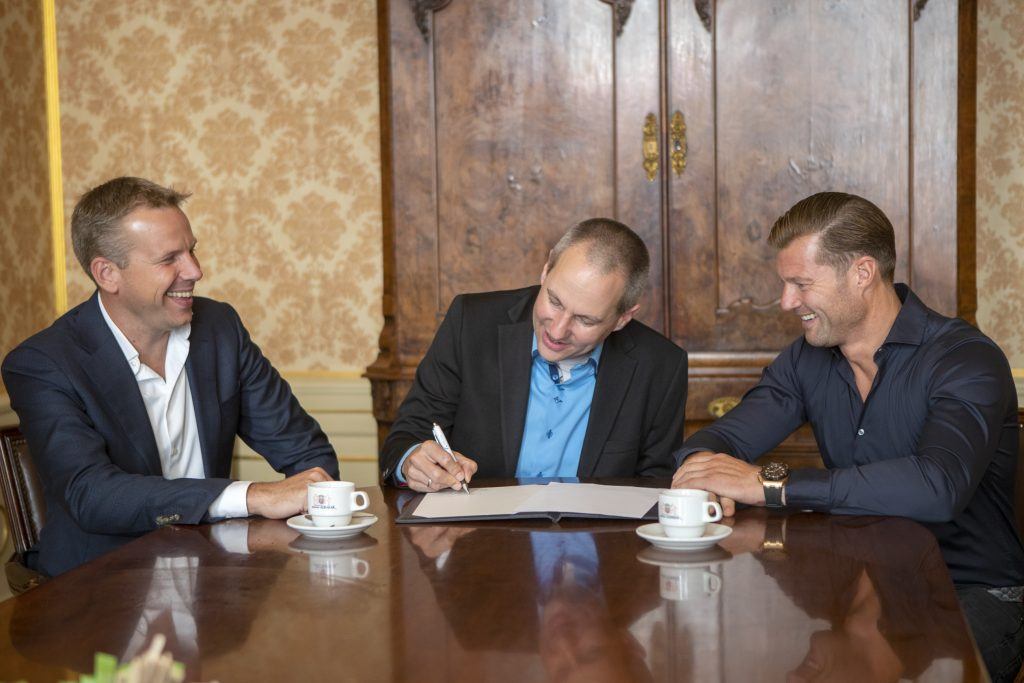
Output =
[
  {"x1": 372, "y1": 0, "x2": 977, "y2": 459},
  {"x1": 0, "y1": 485, "x2": 985, "y2": 682}
]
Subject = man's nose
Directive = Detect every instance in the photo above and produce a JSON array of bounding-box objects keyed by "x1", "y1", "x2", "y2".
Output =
[
  {"x1": 182, "y1": 253, "x2": 203, "y2": 281},
  {"x1": 779, "y1": 284, "x2": 799, "y2": 311},
  {"x1": 549, "y1": 311, "x2": 570, "y2": 339}
]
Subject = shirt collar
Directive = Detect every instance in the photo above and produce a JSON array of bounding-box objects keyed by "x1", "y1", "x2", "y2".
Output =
[
  {"x1": 828, "y1": 283, "x2": 928, "y2": 360},
  {"x1": 880, "y1": 283, "x2": 929, "y2": 347},
  {"x1": 530, "y1": 333, "x2": 604, "y2": 369},
  {"x1": 97, "y1": 294, "x2": 191, "y2": 377}
]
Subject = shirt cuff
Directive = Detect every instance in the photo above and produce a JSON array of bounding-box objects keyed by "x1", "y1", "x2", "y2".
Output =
[
  {"x1": 209, "y1": 519, "x2": 251, "y2": 554},
  {"x1": 208, "y1": 480, "x2": 252, "y2": 519},
  {"x1": 783, "y1": 468, "x2": 832, "y2": 510},
  {"x1": 395, "y1": 444, "x2": 422, "y2": 485}
]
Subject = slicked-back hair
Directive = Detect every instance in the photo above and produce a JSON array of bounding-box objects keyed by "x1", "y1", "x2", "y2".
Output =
[
  {"x1": 71, "y1": 176, "x2": 191, "y2": 282},
  {"x1": 767, "y1": 192, "x2": 896, "y2": 282},
  {"x1": 547, "y1": 218, "x2": 650, "y2": 315}
]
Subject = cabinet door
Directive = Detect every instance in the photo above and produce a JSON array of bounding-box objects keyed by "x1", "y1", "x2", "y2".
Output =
[
  {"x1": 665, "y1": 0, "x2": 972, "y2": 424},
  {"x1": 383, "y1": 0, "x2": 662, "y2": 366}
]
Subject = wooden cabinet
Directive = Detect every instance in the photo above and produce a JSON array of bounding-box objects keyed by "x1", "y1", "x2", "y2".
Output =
[{"x1": 368, "y1": 0, "x2": 976, "y2": 464}]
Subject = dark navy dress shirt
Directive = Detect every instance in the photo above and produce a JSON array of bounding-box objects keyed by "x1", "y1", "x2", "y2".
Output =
[{"x1": 676, "y1": 285, "x2": 1024, "y2": 587}]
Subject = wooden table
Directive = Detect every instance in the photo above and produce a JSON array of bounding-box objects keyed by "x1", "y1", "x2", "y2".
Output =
[{"x1": 0, "y1": 482, "x2": 984, "y2": 682}]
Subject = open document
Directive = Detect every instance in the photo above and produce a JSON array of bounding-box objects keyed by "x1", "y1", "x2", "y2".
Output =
[{"x1": 395, "y1": 482, "x2": 662, "y2": 523}]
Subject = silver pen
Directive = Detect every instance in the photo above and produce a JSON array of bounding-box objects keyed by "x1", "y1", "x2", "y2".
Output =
[{"x1": 431, "y1": 422, "x2": 470, "y2": 494}]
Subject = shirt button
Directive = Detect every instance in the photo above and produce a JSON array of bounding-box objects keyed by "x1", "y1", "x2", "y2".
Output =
[{"x1": 857, "y1": 428, "x2": 865, "y2": 436}]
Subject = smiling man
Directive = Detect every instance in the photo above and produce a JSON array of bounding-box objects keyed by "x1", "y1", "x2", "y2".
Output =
[
  {"x1": 380, "y1": 218, "x2": 688, "y2": 491},
  {"x1": 671, "y1": 192, "x2": 1024, "y2": 682},
  {"x1": 2, "y1": 177, "x2": 338, "y2": 576}
]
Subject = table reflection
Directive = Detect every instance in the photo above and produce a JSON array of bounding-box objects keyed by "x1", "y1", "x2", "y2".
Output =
[
  {"x1": 9, "y1": 519, "x2": 288, "y2": 680},
  {"x1": 404, "y1": 525, "x2": 656, "y2": 681},
  {"x1": 0, "y1": 485, "x2": 981, "y2": 683},
  {"x1": 288, "y1": 535, "x2": 378, "y2": 586},
  {"x1": 722, "y1": 512, "x2": 971, "y2": 682}
]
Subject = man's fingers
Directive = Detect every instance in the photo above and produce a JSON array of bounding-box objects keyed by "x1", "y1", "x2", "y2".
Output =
[
  {"x1": 303, "y1": 467, "x2": 331, "y2": 483},
  {"x1": 416, "y1": 443, "x2": 466, "y2": 480},
  {"x1": 721, "y1": 496, "x2": 737, "y2": 517},
  {"x1": 410, "y1": 455, "x2": 461, "y2": 491},
  {"x1": 457, "y1": 454, "x2": 478, "y2": 482}
]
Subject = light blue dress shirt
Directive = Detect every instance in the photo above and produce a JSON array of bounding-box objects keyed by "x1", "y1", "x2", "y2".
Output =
[
  {"x1": 514, "y1": 336, "x2": 601, "y2": 478},
  {"x1": 396, "y1": 335, "x2": 601, "y2": 482}
]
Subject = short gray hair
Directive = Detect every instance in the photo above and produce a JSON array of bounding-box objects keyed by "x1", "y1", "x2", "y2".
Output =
[{"x1": 547, "y1": 218, "x2": 650, "y2": 314}]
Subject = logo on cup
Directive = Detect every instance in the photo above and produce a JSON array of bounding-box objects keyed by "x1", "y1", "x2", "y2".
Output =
[{"x1": 658, "y1": 489, "x2": 723, "y2": 539}]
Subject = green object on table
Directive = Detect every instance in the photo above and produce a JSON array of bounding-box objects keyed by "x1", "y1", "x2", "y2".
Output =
[{"x1": 93, "y1": 652, "x2": 118, "y2": 682}]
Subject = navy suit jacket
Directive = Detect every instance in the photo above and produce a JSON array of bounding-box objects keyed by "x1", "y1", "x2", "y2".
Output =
[
  {"x1": 2, "y1": 293, "x2": 338, "y2": 576},
  {"x1": 380, "y1": 286, "x2": 688, "y2": 482}
]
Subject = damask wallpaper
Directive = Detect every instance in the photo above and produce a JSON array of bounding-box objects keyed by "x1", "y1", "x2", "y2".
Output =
[
  {"x1": 0, "y1": 1, "x2": 56, "y2": 397},
  {"x1": 3, "y1": 0, "x2": 1022, "y2": 397},
  {"x1": 54, "y1": 0, "x2": 383, "y2": 373},
  {"x1": 977, "y1": 0, "x2": 1024, "y2": 373}
]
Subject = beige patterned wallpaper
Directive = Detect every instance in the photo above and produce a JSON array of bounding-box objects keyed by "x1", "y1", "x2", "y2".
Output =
[
  {"x1": 0, "y1": 1, "x2": 56, "y2": 397},
  {"x1": 2, "y1": 1, "x2": 1022, "y2": 396},
  {"x1": 977, "y1": 0, "x2": 1024, "y2": 374},
  {"x1": 55, "y1": 0, "x2": 382, "y2": 372}
]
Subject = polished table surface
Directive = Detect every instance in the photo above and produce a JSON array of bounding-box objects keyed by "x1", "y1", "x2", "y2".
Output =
[{"x1": 0, "y1": 481, "x2": 984, "y2": 682}]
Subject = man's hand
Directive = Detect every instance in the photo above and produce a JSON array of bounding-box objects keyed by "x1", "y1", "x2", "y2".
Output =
[
  {"x1": 406, "y1": 525, "x2": 475, "y2": 559},
  {"x1": 247, "y1": 467, "x2": 333, "y2": 519},
  {"x1": 672, "y1": 451, "x2": 764, "y2": 513},
  {"x1": 402, "y1": 441, "x2": 478, "y2": 492}
]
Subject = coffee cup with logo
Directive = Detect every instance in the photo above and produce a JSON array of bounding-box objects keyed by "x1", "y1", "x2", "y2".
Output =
[
  {"x1": 658, "y1": 489, "x2": 723, "y2": 539},
  {"x1": 307, "y1": 481, "x2": 369, "y2": 527},
  {"x1": 659, "y1": 565, "x2": 722, "y2": 601}
]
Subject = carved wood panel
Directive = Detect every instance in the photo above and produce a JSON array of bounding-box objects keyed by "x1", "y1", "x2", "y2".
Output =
[{"x1": 371, "y1": 0, "x2": 976, "y2": 457}]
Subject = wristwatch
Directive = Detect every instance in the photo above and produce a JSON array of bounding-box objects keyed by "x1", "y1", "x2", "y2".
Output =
[
  {"x1": 761, "y1": 516, "x2": 788, "y2": 559},
  {"x1": 758, "y1": 461, "x2": 790, "y2": 508}
]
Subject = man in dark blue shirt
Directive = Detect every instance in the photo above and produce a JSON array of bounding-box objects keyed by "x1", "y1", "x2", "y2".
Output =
[{"x1": 673, "y1": 192, "x2": 1024, "y2": 682}]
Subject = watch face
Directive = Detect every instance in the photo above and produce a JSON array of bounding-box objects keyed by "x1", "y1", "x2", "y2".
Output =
[{"x1": 761, "y1": 462, "x2": 790, "y2": 482}]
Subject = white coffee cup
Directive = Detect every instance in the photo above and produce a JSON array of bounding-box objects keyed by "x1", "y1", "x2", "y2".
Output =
[
  {"x1": 307, "y1": 481, "x2": 369, "y2": 527},
  {"x1": 658, "y1": 489, "x2": 723, "y2": 539},
  {"x1": 659, "y1": 566, "x2": 722, "y2": 601},
  {"x1": 310, "y1": 554, "x2": 370, "y2": 585}
]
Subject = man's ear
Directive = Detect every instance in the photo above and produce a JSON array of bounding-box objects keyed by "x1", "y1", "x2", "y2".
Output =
[
  {"x1": 612, "y1": 303, "x2": 641, "y2": 332},
  {"x1": 540, "y1": 254, "x2": 552, "y2": 285},
  {"x1": 852, "y1": 255, "x2": 877, "y2": 289},
  {"x1": 91, "y1": 257, "x2": 121, "y2": 294}
]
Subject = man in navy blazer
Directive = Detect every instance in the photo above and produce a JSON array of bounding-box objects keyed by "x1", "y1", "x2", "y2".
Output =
[
  {"x1": 380, "y1": 218, "x2": 688, "y2": 491},
  {"x1": 2, "y1": 177, "x2": 338, "y2": 577}
]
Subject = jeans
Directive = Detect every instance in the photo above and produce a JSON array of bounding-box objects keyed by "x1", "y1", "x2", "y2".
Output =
[{"x1": 955, "y1": 584, "x2": 1024, "y2": 683}]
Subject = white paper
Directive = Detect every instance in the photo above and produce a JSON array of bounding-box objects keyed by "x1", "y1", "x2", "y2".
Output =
[
  {"x1": 411, "y1": 484, "x2": 546, "y2": 518},
  {"x1": 514, "y1": 482, "x2": 662, "y2": 518},
  {"x1": 412, "y1": 482, "x2": 662, "y2": 519}
]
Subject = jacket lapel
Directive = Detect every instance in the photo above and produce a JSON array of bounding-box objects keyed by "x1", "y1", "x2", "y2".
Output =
[
  {"x1": 498, "y1": 293, "x2": 535, "y2": 475},
  {"x1": 184, "y1": 320, "x2": 223, "y2": 479},
  {"x1": 578, "y1": 327, "x2": 637, "y2": 477},
  {"x1": 78, "y1": 293, "x2": 163, "y2": 474}
]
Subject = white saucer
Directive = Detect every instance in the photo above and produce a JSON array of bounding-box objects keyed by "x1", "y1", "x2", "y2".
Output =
[
  {"x1": 636, "y1": 522, "x2": 733, "y2": 551},
  {"x1": 286, "y1": 512, "x2": 378, "y2": 540}
]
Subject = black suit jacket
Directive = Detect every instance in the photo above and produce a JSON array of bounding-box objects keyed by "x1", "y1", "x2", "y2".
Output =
[
  {"x1": 381, "y1": 286, "x2": 687, "y2": 481},
  {"x1": 2, "y1": 293, "x2": 338, "y2": 576}
]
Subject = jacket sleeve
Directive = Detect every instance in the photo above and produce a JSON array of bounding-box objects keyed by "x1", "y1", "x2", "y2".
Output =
[
  {"x1": 228, "y1": 306, "x2": 339, "y2": 479},
  {"x1": 636, "y1": 348, "x2": 688, "y2": 477},
  {"x1": 2, "y1": 346, "x2": 229, "y2": 535},
  {"x1": 379, "y1": 295, "x2": 466, "y2": 484}
]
